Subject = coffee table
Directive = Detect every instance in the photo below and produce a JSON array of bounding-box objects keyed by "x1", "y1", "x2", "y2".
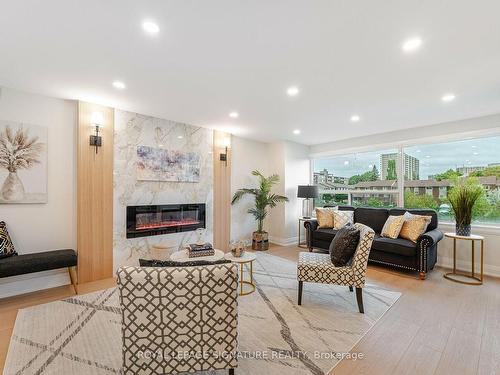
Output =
[
  {"x1": 170, "y1": 249, "x2": 225, "y2": 262},
  {"x1": 224, "y1": 252, "x2": 257, "y2": 296}
]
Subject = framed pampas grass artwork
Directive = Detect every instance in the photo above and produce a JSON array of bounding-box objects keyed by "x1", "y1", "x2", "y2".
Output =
[{"x1": 0, "y1": 121, "x2": 47, "y2": 204}]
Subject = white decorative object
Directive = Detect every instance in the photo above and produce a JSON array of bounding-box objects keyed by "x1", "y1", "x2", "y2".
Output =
[
  {"x1": 0, "y1": 121, "x2": 47, "y2": 204},
  {"x1": 195, "y1": 228, "x2": 206, "y2": 245}
]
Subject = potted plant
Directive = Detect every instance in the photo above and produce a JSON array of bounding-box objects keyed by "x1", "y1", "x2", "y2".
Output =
[
  {"x1": 447, "y1": 177, "x2": 484, "y2": 236},
  {"x1": 231, "y1": 170, "x2": 288, "y2": 250}
]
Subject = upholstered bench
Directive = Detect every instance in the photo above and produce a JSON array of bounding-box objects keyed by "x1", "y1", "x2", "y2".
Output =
[{"x1": 0, "y1": 249, "x2": 78, "y2": 289}]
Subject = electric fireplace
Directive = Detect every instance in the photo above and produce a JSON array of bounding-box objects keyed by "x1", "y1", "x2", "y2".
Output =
[{"x1": 126, "y1": 203, "x2": 206, "y2": 239}]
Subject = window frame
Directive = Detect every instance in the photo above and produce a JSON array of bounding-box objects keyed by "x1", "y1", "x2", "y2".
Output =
[{"x1": 310, "y1": 128, "x2": 500, "y2": 227}]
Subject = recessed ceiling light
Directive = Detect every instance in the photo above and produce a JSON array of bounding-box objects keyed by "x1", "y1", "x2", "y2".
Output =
[
  {"x1": 473, "y1": 152, "x2": 479, "y2": 155},
  {"x1": 426, "y1": 155, "x2": 431, "y2": 158},
  {"x1": 350, "y1": 115, "x2": 360, "y2": 122},
  {"x1": 287, "y1": 86, "x2": 300, "y2": 97},
  {"x1": 229, "y1": 111, "x2": 239, "y2": 119},
  {"x1": 416, "y1": 149, "x2": 421, "y2": 153},
  {"x1": 344, "y1": 160, "x2": 349, "y2": 165},
  {"x1": 142, "y1": 21, "x2": 159, "y2": 34},
  {"x1": 177, "y1": 135, "x2": 183, "y2": 139},
  {"x1": 293, "y1": 129, "x2": 301, "y2": 135},
  {"x1": 442, "y1": 93, "x2": 456, "y2": 102},
  {"x1": 402, "y1": 37, "x2": 423, "y2": 52},
  {"x1": 112, "y1": 80, "x2": 126, "y2": 90}
]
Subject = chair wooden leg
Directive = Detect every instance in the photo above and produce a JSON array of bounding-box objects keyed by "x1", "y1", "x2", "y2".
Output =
[
  {"x1": 298, "y1": 281, "x2": 303, "y2": 305},
  {"x1": 419, "y1": 272, "x2": 426, "y2": 280},
  {"x1": 355, "y1": 287, "x2": 364, "y2": 313},
  {"x1": 69, "y1": 266, "x2": 78, "y2": 293},
  {"x1": 229, "y1": 369, "x2": 235, "y2": 375},
  {"x1": 349, "y1": 286, "x2": 353, "y2": 292}
]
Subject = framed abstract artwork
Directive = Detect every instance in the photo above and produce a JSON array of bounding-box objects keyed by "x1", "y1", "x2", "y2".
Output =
[{"x1": 136, "y1": 145, "x2": 200, "y2": 182}]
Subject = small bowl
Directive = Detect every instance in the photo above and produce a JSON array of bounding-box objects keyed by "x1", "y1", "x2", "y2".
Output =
[{"x1": 231, "y1": 248, "x2": 245, "y2": 258}]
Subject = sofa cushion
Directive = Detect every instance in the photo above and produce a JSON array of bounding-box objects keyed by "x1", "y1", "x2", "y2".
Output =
[
  {"x1": 399, "y1": 213, "x2": 432, "y2": 243},
  {"x1": 372, "y1": 235, "x2": 417, "y2": 257},
  {"x1": 139, "y1": 259, "x2": 231, "y2": 267},
  {"x1": 333, "y1": 210, "x2": 354, "y2": 229},
  {"x1": 315, "y1": 207, "x2": 336, "y2": 228},
  {"x1": 0, "y1": 221, "x2": 17, "y2": 259},
  {"x1": 354, "y1": 207, "x2": 389, "y2": 233},
  {"x1": 314, "y1": 228, "x2": 338, "y2": 242},
  {"x1": 0, "y1": 249, "x2": 77, "y2": 278},
  {"x1": 329, "y1": 224, "x2": 360, "y2": 267},
  {"x1": 389, "y1": 208, "x2": 438, "y2": 231},
  {"x1": 381, "y1": 215, "x2": 406, "y2": 239}
]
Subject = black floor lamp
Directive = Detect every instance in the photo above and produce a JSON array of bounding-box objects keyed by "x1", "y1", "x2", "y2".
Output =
[{"x1": 297, "y1": 185, "x2": 319, "y2": 219}]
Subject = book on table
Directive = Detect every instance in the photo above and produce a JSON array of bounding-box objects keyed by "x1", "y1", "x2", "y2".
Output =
[{"x1": 188, "y1": 243, "x2": 215, "y2": 258}]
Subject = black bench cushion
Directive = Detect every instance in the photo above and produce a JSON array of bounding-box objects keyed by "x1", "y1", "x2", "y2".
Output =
[
  {"x1": 372, "y1": 235, "x2": 417, "y2": 257},
  {"x1": 0, "y1": 249, "x2": 77, "y2": 278}
]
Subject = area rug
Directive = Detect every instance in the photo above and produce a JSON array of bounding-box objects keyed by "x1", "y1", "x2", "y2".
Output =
[{"x1": 4, "y1": 252, "x2": 400, "y2": 375}]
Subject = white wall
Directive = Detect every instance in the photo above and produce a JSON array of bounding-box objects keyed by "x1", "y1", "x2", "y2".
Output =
[
  {"x1": 229, "y1": 138, "x2": 311, "y2": 246},
  {"x1": 282, "y1": 141, "x2": 310, "y2": 242},
  {"x1": 0, "y1": 87, "x2": 77, "y2": 297},
  {"x1": 230, "y1": 136, "x2": 271, "y2": 242},
  {"x1": 310, "y1": 114, "x2": 500, "y2": 277}
]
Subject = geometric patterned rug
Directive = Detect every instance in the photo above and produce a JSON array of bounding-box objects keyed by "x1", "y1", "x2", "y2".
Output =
[{"x1": 4, "y1": 252, "x2": 400, "y2": 375}]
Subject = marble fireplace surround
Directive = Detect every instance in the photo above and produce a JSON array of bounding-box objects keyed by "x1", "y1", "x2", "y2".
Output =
[{"x1": 113, "y1": 110, "x2": 214, "y2": 271}]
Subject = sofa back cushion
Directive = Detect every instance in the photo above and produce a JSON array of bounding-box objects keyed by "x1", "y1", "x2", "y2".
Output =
[
  {"x1": 354, "y1": 207, "x2": 389, "y2": 233},
  {"x1": 389, "y1": 208, "x2": 438, "y2": 231}
]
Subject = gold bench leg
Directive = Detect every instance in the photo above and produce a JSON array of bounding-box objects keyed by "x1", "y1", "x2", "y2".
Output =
[{"x1": 69, "y1": 266, "x2": 78, "y2": 293}]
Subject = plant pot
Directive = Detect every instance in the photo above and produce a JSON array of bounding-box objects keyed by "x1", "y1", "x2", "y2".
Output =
[
  {"x1": 252, "y1": 231, "x2": 269, "y2": 251},
  {"x1": 456, "y1": 224, "x2": 471, "y2": 237},
  {"x1": 1, "y1": 172, "x2": 25, "y2": 201}
]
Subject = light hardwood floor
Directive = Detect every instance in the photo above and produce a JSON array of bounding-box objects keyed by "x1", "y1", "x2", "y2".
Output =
[{"x1": 1, "y1": 245, "x2": 499, "y2": 375}]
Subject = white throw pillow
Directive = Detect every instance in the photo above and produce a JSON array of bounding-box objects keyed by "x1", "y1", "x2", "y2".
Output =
[{"x1": 333, "y1": 210, "x2": 354, "y2": 229}]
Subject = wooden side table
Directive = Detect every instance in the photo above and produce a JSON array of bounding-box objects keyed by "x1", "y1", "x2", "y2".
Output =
[{"x1": 443, "y1": 232, "x2": 484, "y2": 285}]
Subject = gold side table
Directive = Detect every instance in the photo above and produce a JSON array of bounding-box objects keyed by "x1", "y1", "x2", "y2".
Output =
[
  {"x1": 443, "y1": 232, "x2": 484, "y2": 285},
  {"x1": 224, "y1": 252, "x2": 257, "y2": 295}
]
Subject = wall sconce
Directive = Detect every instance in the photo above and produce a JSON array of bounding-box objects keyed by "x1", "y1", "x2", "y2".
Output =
[
  {"x1": 89, "y1": 112, "x2": 104, "y2": 154},
  {"x1": 219, "y1": 137, "x2": 231, "y2": 167}
]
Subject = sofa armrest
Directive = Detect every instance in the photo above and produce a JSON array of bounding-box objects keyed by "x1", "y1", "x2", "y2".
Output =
[
  {"x1": 418, "y1": 229, "x2": 443, "y2": 247},
  {"x1": 304, "y1": 219, "x2": 318, "y2": 232}
]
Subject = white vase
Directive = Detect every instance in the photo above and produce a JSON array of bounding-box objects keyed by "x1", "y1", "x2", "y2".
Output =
[{"x1": 1, "y1": 172, "x2": 25, "y2": 201}]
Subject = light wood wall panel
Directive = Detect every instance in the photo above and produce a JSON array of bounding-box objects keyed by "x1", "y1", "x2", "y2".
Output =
[
  {"x1": 213, "y1": 131, "x2": 231, "y2": 251},
  {"x1": 77, "y1": 102, "x2": 114, "y2": 283}
]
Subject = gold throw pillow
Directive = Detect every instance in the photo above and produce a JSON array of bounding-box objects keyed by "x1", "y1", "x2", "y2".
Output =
[
  {"x1": 381, "y1": 215, "x2": 406, "y2": 239},
  {"x1": 399, "y1": 213, "x2": 432, "y2": 242},
  {"x1": 315, "y1": 207, "x2": 336, "y2": 228}
]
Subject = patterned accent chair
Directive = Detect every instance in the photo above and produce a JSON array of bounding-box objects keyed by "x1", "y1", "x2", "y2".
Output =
[
  {"x1": 297, "y1": 223, "x2": 375, "y2": 313},
  {"x1": 117, "y1": 264, "x2": 238, "y2": 375}
]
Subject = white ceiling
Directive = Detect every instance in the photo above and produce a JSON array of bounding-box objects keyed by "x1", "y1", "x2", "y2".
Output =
[{"x1": 1, "y1": 0, "x2": 499, "y2": 145}]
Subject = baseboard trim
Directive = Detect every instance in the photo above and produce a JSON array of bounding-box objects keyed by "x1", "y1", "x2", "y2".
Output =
[
  {"x1": 0, "y1": 269, "x2": 71, "y2": 299},
  {"x1": 268, "y1": 235, "x2": 299, "y2": 247},
  {"x1": 436, "y1": 256, "x2": 500, "y2": 278}
]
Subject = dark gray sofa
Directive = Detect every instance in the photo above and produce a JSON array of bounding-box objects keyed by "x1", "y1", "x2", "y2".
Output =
[{"x1": 304, "y1": 206, "x2": 443, "y2": 279}]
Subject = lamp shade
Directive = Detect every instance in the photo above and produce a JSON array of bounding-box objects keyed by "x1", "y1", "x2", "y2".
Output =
[
  {"x1": 90, "y1": 112, "x2": 104, "y2": 126},
  {"x1": 297, "y1": 185, "x2": 319, "y2": 198}
]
